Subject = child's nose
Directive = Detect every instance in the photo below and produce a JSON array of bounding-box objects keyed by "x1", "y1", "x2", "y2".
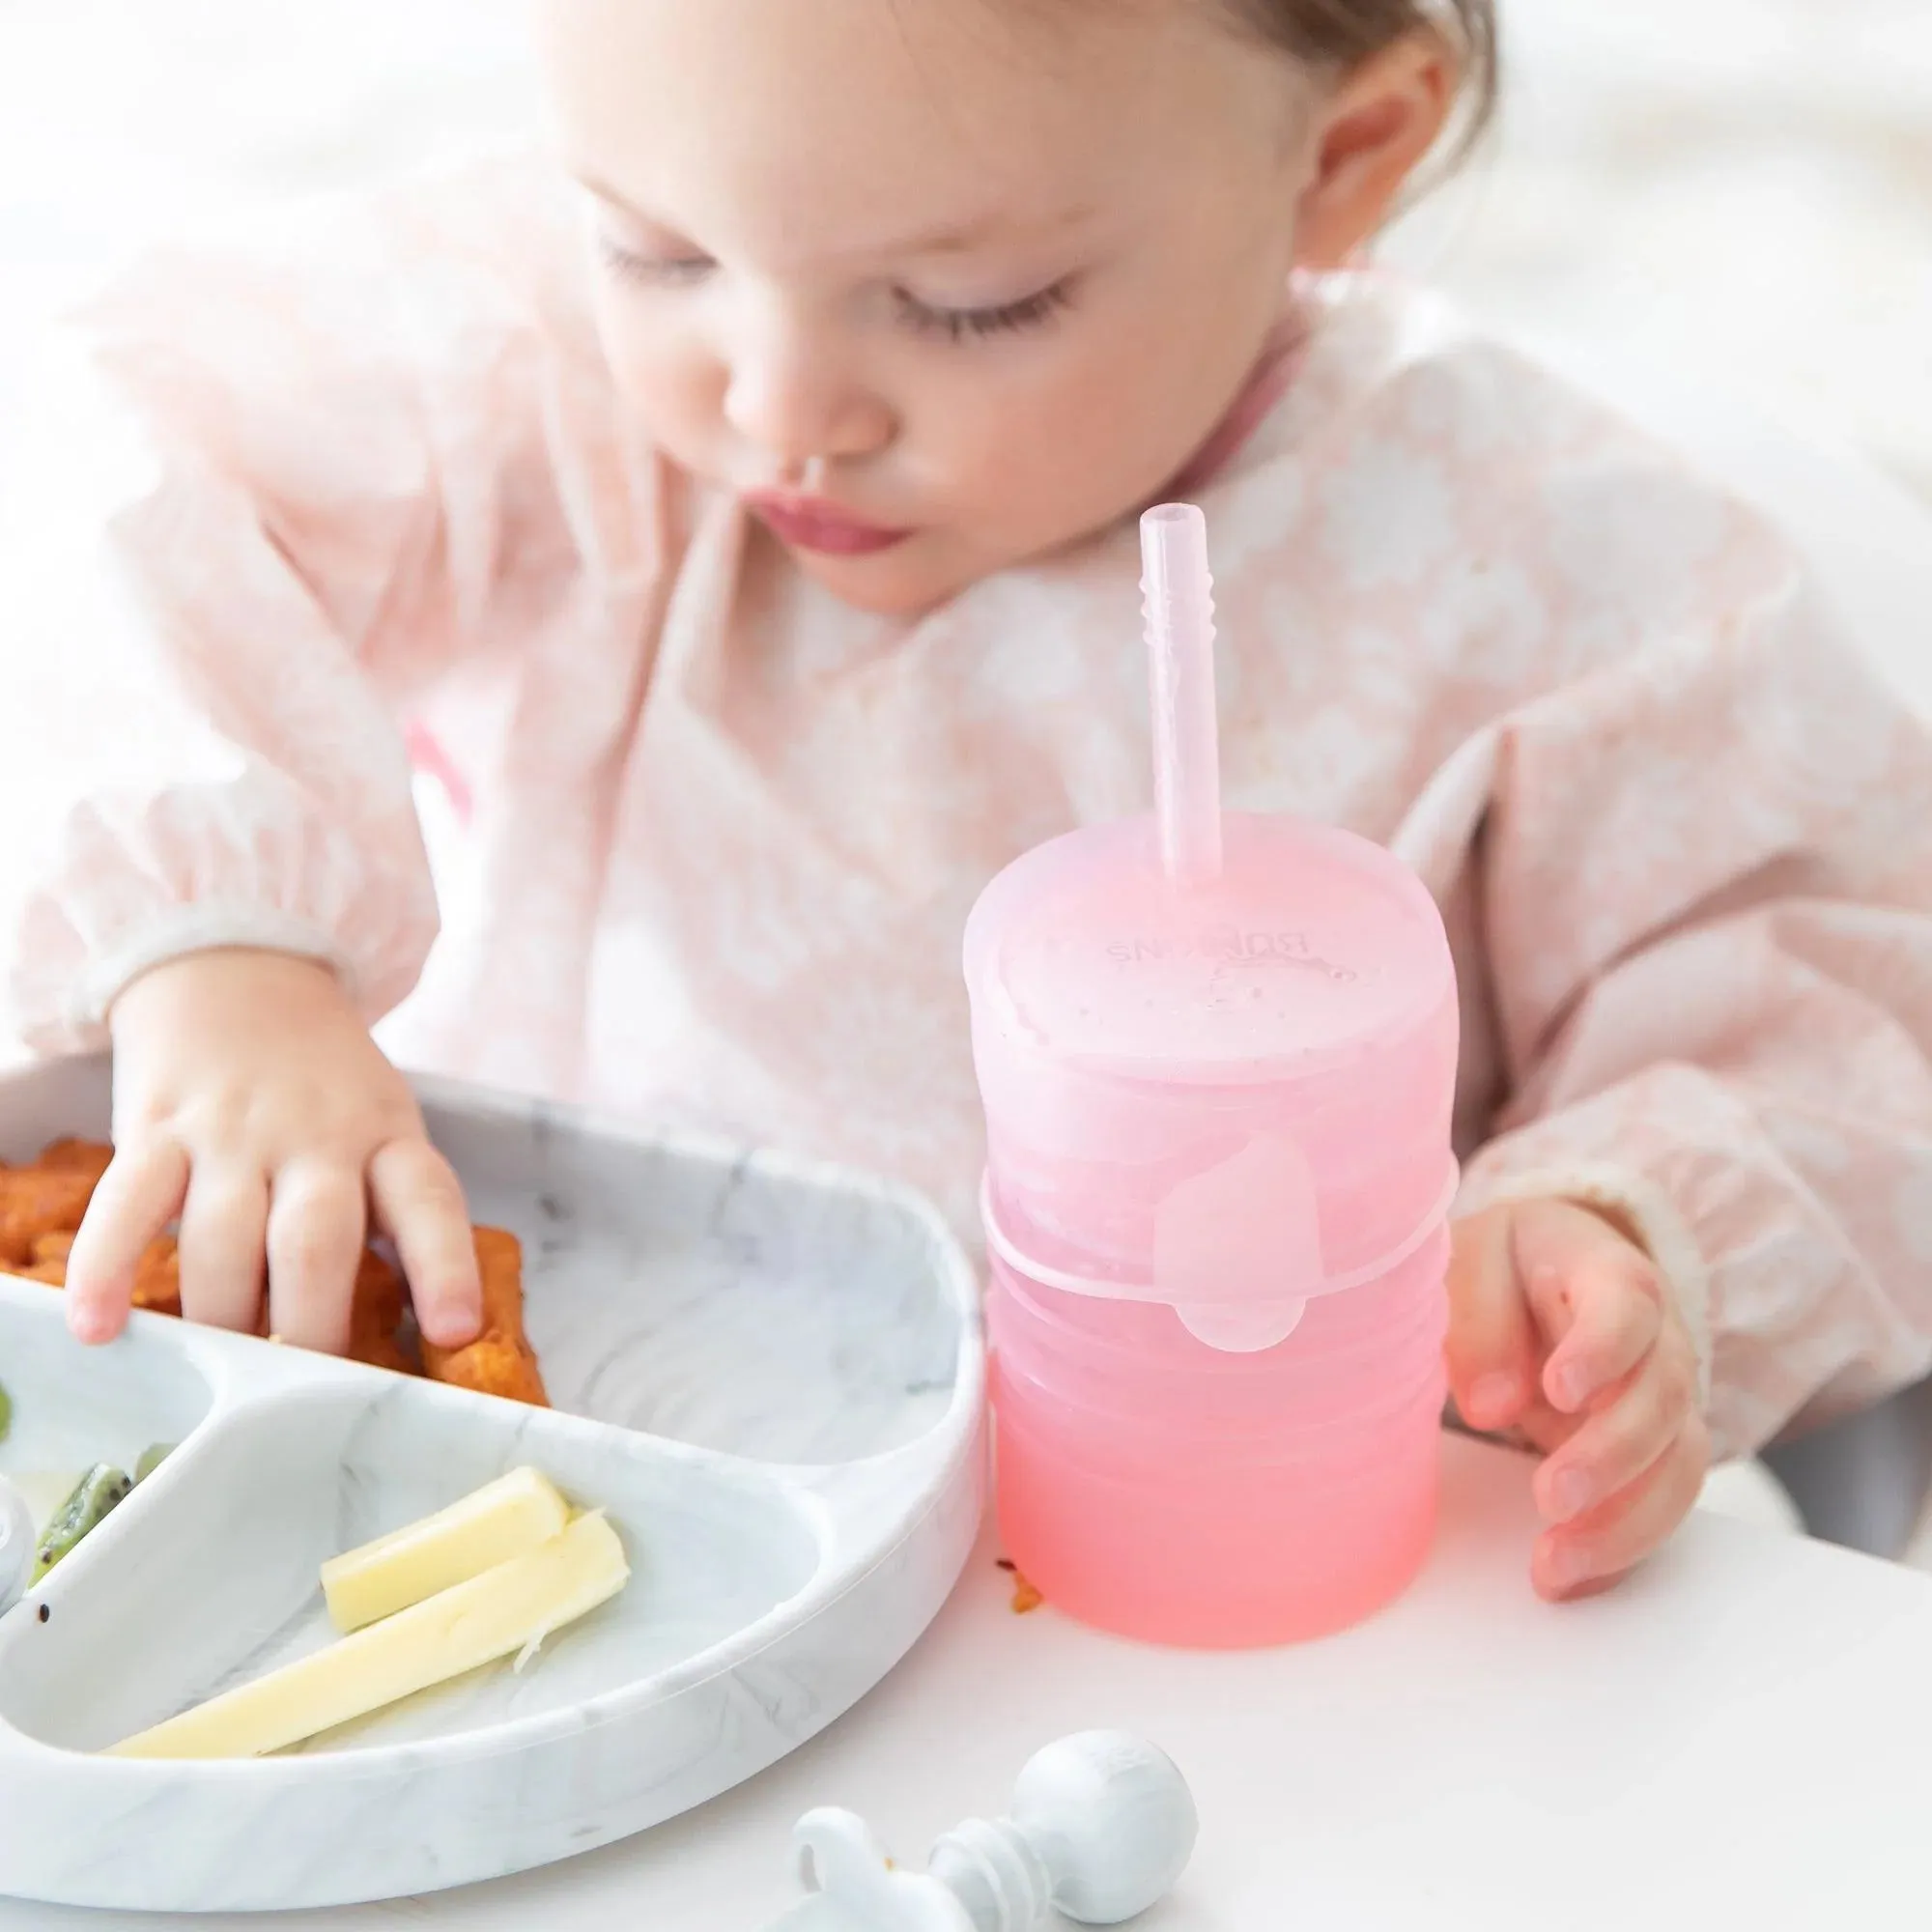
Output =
[{"x1": 724, "y1": 333, "x2": 895, "y2": 469}]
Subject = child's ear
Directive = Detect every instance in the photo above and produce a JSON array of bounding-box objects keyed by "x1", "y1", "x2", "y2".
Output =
[{"x1": 1293, "y1": 33, "x2": 1459, "y2": 270}]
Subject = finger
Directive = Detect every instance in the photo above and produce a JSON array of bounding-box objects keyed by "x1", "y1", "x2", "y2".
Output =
[
  {"x1": 265, "y1": 1161, "x2": 368, "y2": 1354},
  {"x1": 1533, "y1": 1416, "x2": 1712, "y2": 1601},
  {"x1": 1512, "y1": 1389, "x2": 1590, "y2": 1459},
  {"x1": 65, "y1": 1140, "x2": 190, "y2": 1345},
  {"x1": 1524, "y1": 1233, "x2": 1663, "y2": 1415},
  {"x1": 368, "y1": 1139, "x2": 482, "y2": 1349},
  {"x1": 1534, "y1": 1332, "x2": 1698, "y2": 1524},
  {"x1": 176, "y1": 1163, "x2": 271, "y2": 1333},
  {"x1": 1445, "y1": 1208, "x2": 1539, "y2": 1432}
]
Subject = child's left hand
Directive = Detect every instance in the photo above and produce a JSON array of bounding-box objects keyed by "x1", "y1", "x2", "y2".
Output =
[{"x1": 1446, "y1": 1197, "x2": 1711, "y2": 1601}]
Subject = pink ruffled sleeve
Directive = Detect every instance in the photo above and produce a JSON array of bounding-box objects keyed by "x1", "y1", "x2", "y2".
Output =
[
  {"x1": 1, "y1": 158, "x2": 618, "y2": 1050},
  {"x1": 1455, "y1": 558, "x2": 1932, "y2": 1461}
]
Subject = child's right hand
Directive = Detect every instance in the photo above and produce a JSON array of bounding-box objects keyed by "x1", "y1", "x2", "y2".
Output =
[{"x1": 66, "y1": 949, "x2": 483, "y2": 1355}]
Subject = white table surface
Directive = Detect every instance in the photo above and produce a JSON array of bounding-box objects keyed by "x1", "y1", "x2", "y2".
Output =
[{"x1": 6, "y1": 1434, "x2": 1928, "y2": 1929}]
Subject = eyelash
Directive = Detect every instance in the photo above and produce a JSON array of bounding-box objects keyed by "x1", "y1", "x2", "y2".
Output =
[
  {"x1": 596, "y1": 234, "x2": 710, "y2": 288},
  {"x1": 897, "y1": 281, "x2": 1076, "y2": 343},
  {"x1": 596, "y1": 236, "x2": 1075, "y2": 344}
]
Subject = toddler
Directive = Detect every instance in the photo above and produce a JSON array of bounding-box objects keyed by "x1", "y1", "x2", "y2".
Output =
[{"x1": 9, "y1": 0, "x2": 1932, "y2": 1605}]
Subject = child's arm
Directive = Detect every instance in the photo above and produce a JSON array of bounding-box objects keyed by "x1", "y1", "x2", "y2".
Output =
[
  {"x1": 1443, "y1": 555, "x2": 1932, "y2": 1556},
  {"x1": 1, "y1": 161, "x2": 636, "y2": 1349}
]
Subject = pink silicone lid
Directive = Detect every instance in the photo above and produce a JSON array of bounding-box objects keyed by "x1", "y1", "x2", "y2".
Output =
[{"x1": 964, "y1": 812, "x2": 1453, "y2": 1085}]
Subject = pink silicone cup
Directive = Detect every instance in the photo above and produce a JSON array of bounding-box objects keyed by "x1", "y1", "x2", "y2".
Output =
[{"x1": 963, "y1": 503, "x2": 1459, "y2": 1648}]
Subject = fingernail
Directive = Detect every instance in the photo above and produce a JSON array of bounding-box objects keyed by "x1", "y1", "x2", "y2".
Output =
[
  {"x1": 1547, "y1": 1366, "x2": 1586, "y2": 1411},
  {"x1": 1467, "y1": 1373, "x2": 1520, "y2": 1423},
  {"x1": 1543, "y1": 1544, "x2": 1594, "y2": 1593},
  {"x1": 68, "y1": 1306, "x2": 112, "y2": 1346},
  {"x1": 1548, "y1": 1468, "x2": 1594, "y2": 1521},
  {"x1": 429, "y1": 1297, "x2": 482, "y2": 1347}
]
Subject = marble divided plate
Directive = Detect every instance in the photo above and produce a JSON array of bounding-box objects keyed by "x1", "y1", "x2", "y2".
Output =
[{"x1": 0, "y1": 1056, "x2": 985, "y2": 1913}]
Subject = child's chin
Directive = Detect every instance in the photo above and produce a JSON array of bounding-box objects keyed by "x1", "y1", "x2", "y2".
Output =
[{"x1": 787, "y1": 537, "x2": 965, "y2": 619}]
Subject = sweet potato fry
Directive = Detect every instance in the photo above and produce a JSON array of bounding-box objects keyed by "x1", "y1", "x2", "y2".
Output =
[
  {"x1": 11, "y1": 1228, "x2": 71, "y2": 1287},
  {"x1": 132, "y1": 1237, "x2": 183, "y2": 1318},
  {"x1": 36, "y1": 1139, "x2": 114, "y2": 1187},
  {"x1": 472, "y1": 1228, "x2": 526, "y2": 1329},
  {"x1": 421, "y1": 1335, "x2": 550, "y2": 1406},
  {"x1": 353, "y1": 1328, "x2": 418, "y2": 1376},
  {"x1": 421, "y1": 1229, "x2": 548, "y2": 1406},
  {"x1": 346, "y1": 1249, "x2": 413, "y2": 1374},
  {"x1": 0, "y1": 1169, "x2": 95, "y2": 1265}
]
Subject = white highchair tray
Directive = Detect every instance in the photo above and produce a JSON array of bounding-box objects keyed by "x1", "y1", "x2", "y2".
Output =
[{"x1": 0, "y1": 1056, "x2": 985, "y2": 1913}]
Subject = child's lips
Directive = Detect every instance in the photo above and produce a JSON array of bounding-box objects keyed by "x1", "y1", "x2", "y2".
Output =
[{"x1": 745, "y1": 493, "x2": 912, "y2": 556}]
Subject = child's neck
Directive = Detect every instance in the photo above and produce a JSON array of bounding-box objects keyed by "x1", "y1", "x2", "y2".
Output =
[{"x1": 1156, "y1": 300, "x2": 1311, "y2": 503}]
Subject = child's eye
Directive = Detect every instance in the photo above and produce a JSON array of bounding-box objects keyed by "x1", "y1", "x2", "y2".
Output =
[
  {"x1": 898, "y1": 279, "x2": 1076, "y2": 344},
  {"x1": 596, "y1": 232, "x2": 713, "y2": 289}
]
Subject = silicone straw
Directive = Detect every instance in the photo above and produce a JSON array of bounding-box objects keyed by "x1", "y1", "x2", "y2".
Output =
[{"x1": 1141, "y1": 503, "x2": 1223, "y2": 884}]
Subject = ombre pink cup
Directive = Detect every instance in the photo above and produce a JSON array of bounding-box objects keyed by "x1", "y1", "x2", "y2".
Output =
[{"x1": 963, "y1": 504, "x2": 1460, "y2": 1648}]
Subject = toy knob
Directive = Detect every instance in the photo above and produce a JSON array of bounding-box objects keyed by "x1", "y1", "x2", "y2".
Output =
[
  {"x1": 1009, "y1": 1732, "x2": 1198, "y2": 1924},
  {"x1": 768, "y1": 1734, "x2": 1196, "y2": 1932},
  {"x1": 0, "y1": 1477, "x2": 34, "y2": 1615}
]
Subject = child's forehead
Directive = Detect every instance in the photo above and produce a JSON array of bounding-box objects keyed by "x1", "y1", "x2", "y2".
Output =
[
  {"x1": 542, "y1": 0, "x2": 1297, "y2": 260},
  {"x1": 578, "y1": 165, "x2": 1110, "y2": 270}
]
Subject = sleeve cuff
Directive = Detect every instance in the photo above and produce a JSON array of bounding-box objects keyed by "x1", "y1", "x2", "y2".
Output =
[
  {"x1": 59, "y1": 904, "x2": 358, "y2": 1041},
  {"x1": 1456, "y1": 1158, "x2": 1715, "y2": 1413}
]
